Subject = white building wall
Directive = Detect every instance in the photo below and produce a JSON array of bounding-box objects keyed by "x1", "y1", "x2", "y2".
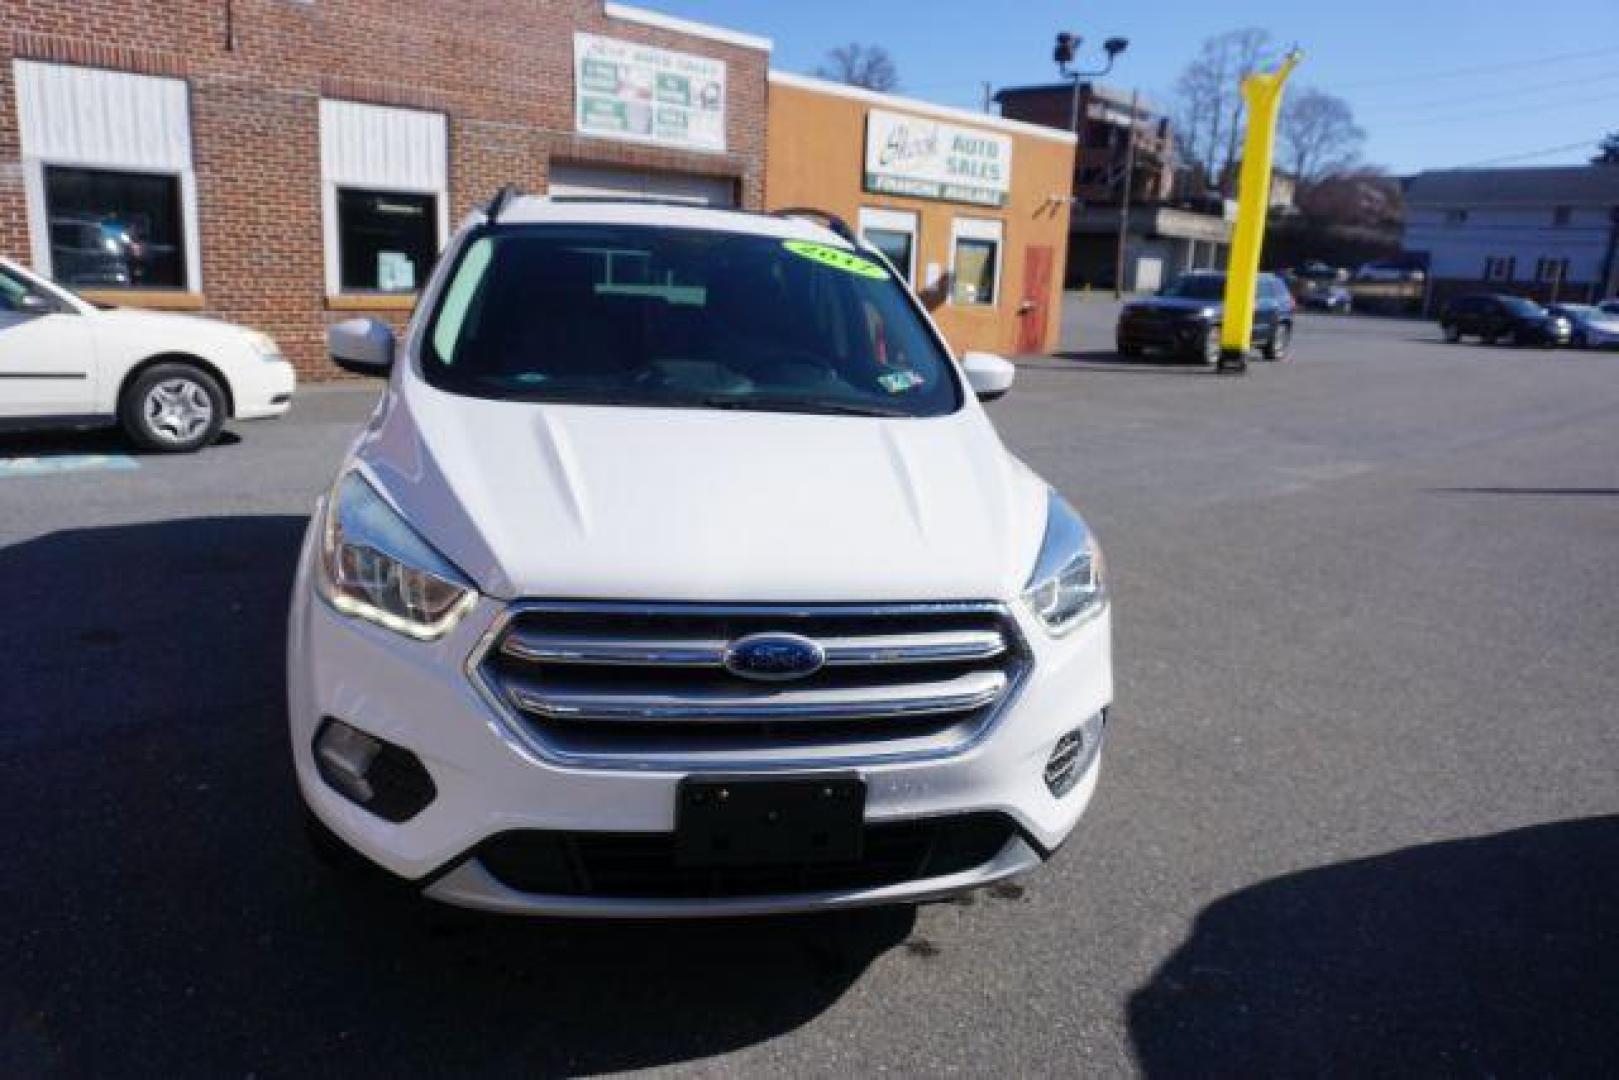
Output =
[{"x1": 1406, "y1": 205, "x2": 1612, "y2": 284}]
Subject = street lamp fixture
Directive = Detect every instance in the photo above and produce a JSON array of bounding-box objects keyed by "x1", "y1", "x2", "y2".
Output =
[{"x1": 1053, "y1": 31, "x2": 1130, "y2": 134}]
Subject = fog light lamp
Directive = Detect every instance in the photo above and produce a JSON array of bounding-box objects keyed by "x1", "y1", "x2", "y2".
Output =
[
  {"x1": 313, "y1": 718, "x2": 436, "y2": 822},
  {"x1": 1044, "y1": 710, "x2": 1107, "y2": 796}
]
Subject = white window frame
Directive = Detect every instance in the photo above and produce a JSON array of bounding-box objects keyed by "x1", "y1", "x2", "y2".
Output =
[
  {"x1": 948, "y1": 217, "x2": 1004, "y2": 308},
  {"x1": 857, "y1": 206, "x2": 919, "y2": 285},
  {"x1": 13, "y1": 60, "x2": 202, "y2": 293},
  {"x1": 319, "y1": 100, "x2": 449, "y2": 297}
]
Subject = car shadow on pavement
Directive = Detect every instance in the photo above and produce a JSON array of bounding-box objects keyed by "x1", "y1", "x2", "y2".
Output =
[
  {"x1": 1127, "y1": 817, "x2": 1619, "y2": 1076},
  {"x1": 0, "y1": 516, "x2": 910, "y2": 1076},
  {"x1": 1035, "y1": 350, "x2": 1212, "y2": 374},
  {"x1": 0, "y1": 427, "x2": 240, "y2": 458}
]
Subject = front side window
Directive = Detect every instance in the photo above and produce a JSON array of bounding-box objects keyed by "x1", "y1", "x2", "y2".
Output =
[
  {"x1": 424, "y1": 224, "x2": 960, "y2": 418},
  {"x1": 337, "y1": 189, "x2": 437, "y2": 293},
  {"x1": 44, "y1": 166, "x2": 185, "y2": 289}
]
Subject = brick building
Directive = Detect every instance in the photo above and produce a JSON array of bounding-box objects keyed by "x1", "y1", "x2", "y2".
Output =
[{"x1": 0, "y1": 1, "x2": 770, "y2": 378}]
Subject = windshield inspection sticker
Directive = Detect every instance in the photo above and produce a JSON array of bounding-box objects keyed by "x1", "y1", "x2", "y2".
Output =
[
  {"x1": 878, "y1": 369, "x2": 925, "y2": 394},
  {"x1": 782, "y1": 240, "x2": 890, "y2": 280}
]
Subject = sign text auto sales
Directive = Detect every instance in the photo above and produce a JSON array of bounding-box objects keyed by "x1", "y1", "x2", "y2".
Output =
[{"x1": 863, "y1": 109, "x2": 1013, "y2": 207}]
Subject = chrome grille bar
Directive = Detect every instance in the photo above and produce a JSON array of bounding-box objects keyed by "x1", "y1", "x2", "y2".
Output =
[
  {"x1": 470, "y1": 600, "x2": 1031, "y2": 770},
  {"x1": 507, "y1": 671, "x2": 1007, "y2": 723},
  {"x1": 501, "y1": 628, "x2": 1007, "y2": 667}
]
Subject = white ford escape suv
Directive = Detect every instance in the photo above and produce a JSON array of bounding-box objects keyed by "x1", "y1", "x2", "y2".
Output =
[{"x1": 288, "y1": 192, "x2": 1111, "y2": 917}]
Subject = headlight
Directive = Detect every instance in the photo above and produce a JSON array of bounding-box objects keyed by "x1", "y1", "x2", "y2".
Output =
[
  {"x1": 244, "y1": 330, "x2": 283, "y2": 361},
  {"x1": 317, "y1": 472, "x2": 477, "y2": 640},
  {"x1": 1022, "y1": 490, "x2": 1106, "y2": 635}
]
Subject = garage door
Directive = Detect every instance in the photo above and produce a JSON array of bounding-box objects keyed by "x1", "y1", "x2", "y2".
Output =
[{"x1": 548, "y1": 163, "x2": 736, "y2": 206}]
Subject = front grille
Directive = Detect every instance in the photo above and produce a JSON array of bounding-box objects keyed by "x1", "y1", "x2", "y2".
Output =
[
  {"x1": 472, "y1": 602, "x2": 1030, "y2": 768},
  {"x1": 476, "y1": 813, "x2": 1018, "y2": 899}
]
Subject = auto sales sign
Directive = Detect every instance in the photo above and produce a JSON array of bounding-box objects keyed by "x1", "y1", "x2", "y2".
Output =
[{"x1": 863, "y1": 109, "x2": 1012, "y2": 207}]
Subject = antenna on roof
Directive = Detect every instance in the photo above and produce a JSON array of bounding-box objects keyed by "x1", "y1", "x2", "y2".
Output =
[{"x1": 485, "y1": 185, "x2": 524, "y2": 223}]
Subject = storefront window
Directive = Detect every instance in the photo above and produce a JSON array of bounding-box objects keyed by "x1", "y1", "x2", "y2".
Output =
[
  {"x1": 951, "y1": 219, "x2": 1003, "y2": 306},
  {"x1": 859, "y1": 207, "x2": 918, "y2": 286},
  {"x1": 337, "y1": 189, "x2": 438, "y2": 293},
  {"x1": 45, "y1": 166, "x2": 185, "y2": 289},
  {"x1": 865, "y1": 229, "x2": 914, "y2": 283}
]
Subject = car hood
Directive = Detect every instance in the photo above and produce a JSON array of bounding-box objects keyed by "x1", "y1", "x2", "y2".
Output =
[
  {"x1": 1125, "y1": 297, "x2": 1222, "y2": 315},
  {"x1": 350, "y1": 377, "x2": 1051, "y2": 603},
  {"x1": 87, "y1": 306, "x2": 251, "y2": 345}
]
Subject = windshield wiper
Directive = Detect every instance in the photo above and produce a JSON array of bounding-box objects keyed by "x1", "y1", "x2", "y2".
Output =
[{"x1": 697, "y1": 395, "x2": 911, "y2": 418}]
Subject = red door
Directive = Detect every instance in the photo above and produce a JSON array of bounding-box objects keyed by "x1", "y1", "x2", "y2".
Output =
[{"x1": 1017, "y1": 245, "x2": 1055, "y2": 354}]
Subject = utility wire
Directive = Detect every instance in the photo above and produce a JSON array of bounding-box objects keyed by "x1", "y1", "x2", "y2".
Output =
[
  {"x1": 1448, "y1": 139, "x2": 1599, "y2": 169},
  {"x1": 1379, "y1": 88, "x2": 1619, "y2": 128},
  {"x1": 1335, "y1": 45, "x2": 1618, "y2": 90},
  {"x1": 1357, "y1": 68, "x2": 1619, "y2": 114}
]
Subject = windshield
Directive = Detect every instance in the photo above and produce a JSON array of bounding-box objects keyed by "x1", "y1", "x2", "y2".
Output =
[
  {"x1": 1502, "y1": 297, "x2": 1545, "y2": 317},
  {"x1": 422, "y1": 224, "x2": 960, "y2": 418},
  {"x1": 1161, "y1": 274, "x2": 1226, "y2": 300}
]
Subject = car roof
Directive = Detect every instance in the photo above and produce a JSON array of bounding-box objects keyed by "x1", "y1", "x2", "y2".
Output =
[{"x1": 486, "y1": 196, "x2": 854, "y2": 248}]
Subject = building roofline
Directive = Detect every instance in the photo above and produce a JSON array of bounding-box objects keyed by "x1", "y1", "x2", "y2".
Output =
[
  {"x1": 602, "y1": 3, "x2": 772, "y2": 52},
  {"x1": 994, "y1": 80, "x2": 1152, "y2": 109},
  {"x1": 768, "y1": 71, "x2": 1078, "y2": 145}
]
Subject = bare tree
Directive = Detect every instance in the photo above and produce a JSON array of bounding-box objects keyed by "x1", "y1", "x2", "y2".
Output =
[
  {"x1": 1171, "y1": 28, "x2": 1274, "y2": 192},
  {"x1": 1279, "y1": 87, "x2": 1365, "y2": 182},
  {"x1": 1594, "y1": 131, "x2": 1619, "y2": 165},
  {"x1": 816, "y1": 43, "x2": 899, "y2": 92}
]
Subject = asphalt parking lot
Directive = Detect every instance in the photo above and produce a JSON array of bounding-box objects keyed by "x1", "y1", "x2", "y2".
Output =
[{"x1": 3, "y1": 300, "x2": 1617, "y2": 1076}]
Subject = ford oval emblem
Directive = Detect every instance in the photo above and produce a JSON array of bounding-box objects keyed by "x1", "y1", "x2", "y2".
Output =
[{"x1": 723, "y1": 633, "x2": 826, "y2": 682}]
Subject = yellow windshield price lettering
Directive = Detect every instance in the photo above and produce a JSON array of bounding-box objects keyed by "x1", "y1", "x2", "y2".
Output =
[{"x1": 782, "y1": 240, "x2": 890, "y2": 280}]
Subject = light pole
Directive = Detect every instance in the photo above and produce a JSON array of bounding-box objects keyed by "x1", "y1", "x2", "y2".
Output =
[{"x1": 1054, "y1": 33, "x2": 1128, "y2": 287}]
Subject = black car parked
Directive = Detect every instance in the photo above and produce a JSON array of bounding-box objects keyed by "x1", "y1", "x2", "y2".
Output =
[
  {"x1": 1116, "y1": 271, "x2": 1295, "y2": 363},
  {"x1": 1440, "y1": 294, "x2": 1571, "y2": 347}
]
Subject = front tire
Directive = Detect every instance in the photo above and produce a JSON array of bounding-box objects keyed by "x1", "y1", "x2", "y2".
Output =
[
  {"x1": 1116, "y1": 341, "x2": 1143, "y2": 358},
  {"x1": 1198, "y1": 325, "x2": 1222, "y2": 365},
  {"x1": 1443, "y1": 323, "x2": 1462, "y2": 343},
  {"x1": 120, "y1": 362, "x2": 226, "y2": 453},
  {"x1": 1262, "y1": 322, "x2": 1291, "y2": 360}
]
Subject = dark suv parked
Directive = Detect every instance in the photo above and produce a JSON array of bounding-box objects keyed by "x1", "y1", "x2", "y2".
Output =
[
  {"x1": 1441, "y1": 295, "x2": 1571, "y2": 347},
  {"x1": 1116, "y1": 271, "x2": 1295, "y2": 363}
]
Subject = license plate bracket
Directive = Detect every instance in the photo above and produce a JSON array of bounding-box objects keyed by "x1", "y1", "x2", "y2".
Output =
[{"x1": 675, "y1": 775, "x2": 865, "y2": 867}]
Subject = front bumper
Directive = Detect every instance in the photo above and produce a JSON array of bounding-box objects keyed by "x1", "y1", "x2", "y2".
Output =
[
  {"x1": 287, "y1": 520, "x2": 1113, "y2": 916},
  {"x1": 234, "y1": 359, "x2": 297, "y2": 420},
  {"x1": 1117, "y1": 315, "x2": 1210, "y2": 353}
]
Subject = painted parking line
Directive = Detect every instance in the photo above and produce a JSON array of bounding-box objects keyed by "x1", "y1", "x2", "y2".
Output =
[{"x1": 0, "y1": 454, "x2": 140, "y2": 479}]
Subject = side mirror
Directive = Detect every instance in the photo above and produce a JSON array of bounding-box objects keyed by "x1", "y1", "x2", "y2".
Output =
[
  {"x1": 961, "y1": 351, "x2": 1015, "y2": 402},
  {"x1": 328, "y1": 317, "x2": 395, "y2": 377}
]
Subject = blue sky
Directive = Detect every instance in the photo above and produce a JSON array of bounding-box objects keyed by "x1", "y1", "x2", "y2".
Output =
[{"x1": 650, "y1": 0, "x2": 1619, "y2": 174}]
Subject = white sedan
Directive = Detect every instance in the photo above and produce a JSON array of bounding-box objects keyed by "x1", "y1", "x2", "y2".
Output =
[{"x1": 0, "y1": 256, "x2": 295, "y2": 451}]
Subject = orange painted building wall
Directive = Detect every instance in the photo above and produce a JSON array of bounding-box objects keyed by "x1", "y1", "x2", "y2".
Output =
[{"x1": 765, "y1": 76, "x2": 1074, "y2": 356}]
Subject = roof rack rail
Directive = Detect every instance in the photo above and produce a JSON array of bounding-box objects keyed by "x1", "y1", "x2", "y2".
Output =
[
  {"x1": 485, "y1": 185, "x2": 525, "y2": 223},
  {"x1": 546, "y1": 195, "x2": 719, "y2": 210},
  {"x1": 772, "y1": 207, "x2": 859, "y2": 245}
]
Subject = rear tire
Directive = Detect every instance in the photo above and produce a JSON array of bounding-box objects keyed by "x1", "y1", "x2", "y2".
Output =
[{"x1": 119, "y1": 362, "x2": 226, "y2": 453}]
